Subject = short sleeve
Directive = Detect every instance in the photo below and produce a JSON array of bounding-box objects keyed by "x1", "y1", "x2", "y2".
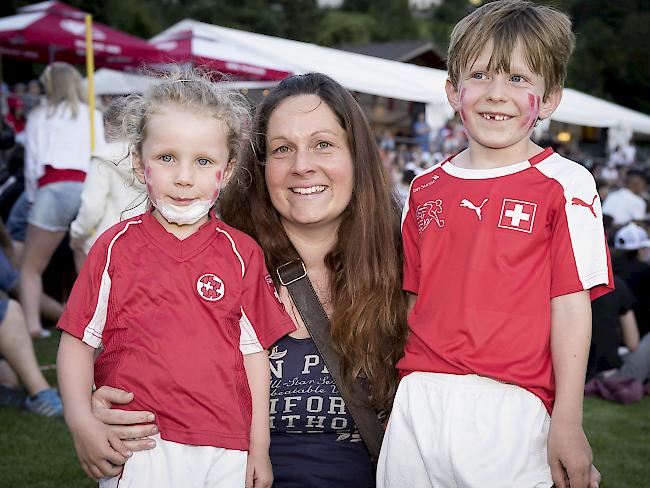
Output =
[
  {"x1": 56, "y1": 234, "x2": 113, "y2": 348},
  {"x1": 402, "y1": 193, "x2": 421, "y2": 294},
  {"x1": 548, "y1": 171, "x2": 613, "y2": 300},
  {"x1": 239, "y1": 245, "x2": 294, "y2": 355}
]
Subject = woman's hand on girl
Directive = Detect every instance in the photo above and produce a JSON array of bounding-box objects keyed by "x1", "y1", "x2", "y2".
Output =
[{"x1": 91, "y1": 386, "x2": 158, "y2": 451}]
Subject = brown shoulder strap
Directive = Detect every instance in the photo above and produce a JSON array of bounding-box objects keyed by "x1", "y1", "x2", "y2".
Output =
[{"x1": 276, "y1": 260, "x2": 384, "y2": 459}]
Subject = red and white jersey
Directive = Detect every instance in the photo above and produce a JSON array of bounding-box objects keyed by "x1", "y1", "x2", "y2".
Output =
[
  {"x1": 398, "y1": 148, "x2": 613, "y2": 412},
  {"x1": 58, "y1": 210, "x2": 294, "y2": 450}
]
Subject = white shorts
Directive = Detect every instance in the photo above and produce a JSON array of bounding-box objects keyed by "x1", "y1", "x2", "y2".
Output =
[
  {"x1": 100, "y1": 434, "x2": 247, "y2": 488},
  {"x1": 377, "y1": 372, "x2": 552, "y2": 488}
]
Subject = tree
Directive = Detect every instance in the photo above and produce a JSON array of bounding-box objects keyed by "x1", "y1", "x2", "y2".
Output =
[
  {"x1": 341, "y1": 0, "x2": 372, "y2": 12},
  {"x1": 316, "y1": 10, "x2": 374, "y2": 47},
  {"x1": 429, "y1": 0, "x2": 474, "y2": 51},
  {"x1": 369, "y1": 0, "x2": 418, "y2": 42}
]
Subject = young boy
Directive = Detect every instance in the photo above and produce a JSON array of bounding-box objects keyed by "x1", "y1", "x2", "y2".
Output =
[{"x1": 377, "y1": 2, "x2": 612, "y2": 488}]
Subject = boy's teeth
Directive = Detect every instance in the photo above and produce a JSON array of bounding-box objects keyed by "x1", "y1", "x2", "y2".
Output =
[
  {"x1": 482, "y1": 113, "x2": 511, "y2": 121},
  {"x1": 291, "y1": 185, "x2": 326, "y2": 195}
]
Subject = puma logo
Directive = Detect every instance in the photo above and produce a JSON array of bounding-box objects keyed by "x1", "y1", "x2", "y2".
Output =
[
  {"x1": 571, "y1": 195, "x2": 598, "y2": 218},
  {"x1": 460, "y1": 198, "x2": 489, "y2": 220}
]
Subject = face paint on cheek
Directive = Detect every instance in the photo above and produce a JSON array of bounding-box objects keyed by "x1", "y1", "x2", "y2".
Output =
[
  {"x1": 212, "y1": 170, "x2": 223, "y2": 200},
  {"x1": 523, "y1": 93, "x2": 541, "y2": 130}
]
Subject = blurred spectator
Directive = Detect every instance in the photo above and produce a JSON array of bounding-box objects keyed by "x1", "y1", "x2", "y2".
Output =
[
  {"x1": 412, "y1": 112, "x2": 431, "y2": 152},
  {"x1": 608, "y1": 145, "x2": 628, "y2": 167},
  {"x1": 588, "y1": 276, "x2": 640, "y2": 380},
  {"x1": 612, "y1": 223, "x2": 650, "y2": 338},
  {"x1": 5, "y1": 98, "x2": 26, "y2": 146},
  {"x1": 378, "y1": 128, "x2": 396, "y2": 152},
  {"x1": 0, "y1": 227, "x2": 62, "y2": 416},
  {"x1": 602, "y1": 170, "x2": 648, "y2": 226},
  {"x1": 396, "y1": 169, "x2": 416, "y2": 207},
  {"x1": 595, "y1": 179, "x2": 612, "y2": 202},
  {"x1": 22, "y1": 79, "x2": 43, "y2": 114},
  {"x1": 598, "y1": 162, "x2": 620, "y2": 185},
  {"x1": 69, "y1": 100, "x2": 146, "y2": 270},
  {"x1": 19, "y1": 62, "x2": 104, "y2": 338}
]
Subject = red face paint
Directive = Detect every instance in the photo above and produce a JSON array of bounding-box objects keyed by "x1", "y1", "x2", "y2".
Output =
[
  {"x1": 144, "y1": 166, "x2": 152, "y2": 179},
  {"x1": 522, "y1": 93, "x2": 541, "y2": 130},
  {"x1": 211, "y1": 170, "x2": 223, "y2": 201}
]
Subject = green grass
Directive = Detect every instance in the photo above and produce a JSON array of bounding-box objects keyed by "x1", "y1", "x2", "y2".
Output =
[{"x1": 1, "y1": 333, "x2": 649, "y2": 487}]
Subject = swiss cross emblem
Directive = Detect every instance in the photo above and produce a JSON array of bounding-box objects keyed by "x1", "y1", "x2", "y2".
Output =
[
  {"x1": 196, "y1": 274, "x2": 225, "y2": 301},
  {"x1": 498, "y1": 199, "x2": 537, "y2": 233}
]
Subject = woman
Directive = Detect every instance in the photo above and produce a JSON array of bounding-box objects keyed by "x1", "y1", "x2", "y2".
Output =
[
  {"x1": 91, "y1": 73, "x2": 408, "y2": 487},
  {"x1": 19, "y1": 62, "x2": 104, "y2": 338}
]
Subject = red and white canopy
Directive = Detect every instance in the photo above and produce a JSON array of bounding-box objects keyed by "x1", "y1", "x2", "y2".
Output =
[
  {"x1": 150, "y1": 29, "x2": 293, "y2": 81},
  {"x1": 0, "y1": 1, "x2": 163, "y2": 70}
]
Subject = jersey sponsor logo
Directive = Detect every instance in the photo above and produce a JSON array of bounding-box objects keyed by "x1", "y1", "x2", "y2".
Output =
[
  {"x1": 571, "y1": 195, "x2": 598, "y2": 218},
  {"x1": 460, "y1": 198, "x2": 488, "y2": 221},
  {"x1": 412, "y1": 174, "x2": 439, "y2": 193},
  {"x1": 416, "y1": 199, "x2": 445, "y2": 233},
  {"x1": 498, "y1": 199, "x2": 537, "y2": 233},
  {"x1": 196, "y1": 274, "x2": 225, "y2": 301},
  {"x1": 265, "y1": 275, "x2": 282, "y2": 304}
]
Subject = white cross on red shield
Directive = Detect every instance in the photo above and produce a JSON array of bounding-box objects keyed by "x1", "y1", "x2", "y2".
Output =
[{"x1": 196, "y1": 274, "x2": 225, "y2": 301}]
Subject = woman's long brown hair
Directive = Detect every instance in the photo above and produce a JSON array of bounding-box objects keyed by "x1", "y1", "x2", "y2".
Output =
[{"x1": 219, "y1": 73, "x2": 408, "y2": 412}]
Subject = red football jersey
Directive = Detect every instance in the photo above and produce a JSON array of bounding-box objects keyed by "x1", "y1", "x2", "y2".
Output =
[
  {"x1": 58, "y1": 210, "x2": 294, "y2": 450},
  {"x1": 398, "y1": 148, "x2": 613, "y2": 412}
]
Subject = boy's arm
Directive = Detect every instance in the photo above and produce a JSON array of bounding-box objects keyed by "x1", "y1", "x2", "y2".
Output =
[
  {"x1": 548, "y1": 290, "x2": 592, "y2": 488},
  {"x1": 243, "y1": 350, "x2": 273, "y2": 488},
  {"x1": 57, "y1": 332, "x2": 130, "y2": 480}
]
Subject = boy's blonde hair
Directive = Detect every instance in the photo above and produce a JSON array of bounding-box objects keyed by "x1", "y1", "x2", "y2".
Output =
[
  {"x1": 447, "y1": 0, "x2": 575, "y2": 99},
  {"x1": 121, "y1": 67, "x2": 250, "y2": 164},
  {"x1": 40, "y1": 62, "x2": 86, "y2": 118}
]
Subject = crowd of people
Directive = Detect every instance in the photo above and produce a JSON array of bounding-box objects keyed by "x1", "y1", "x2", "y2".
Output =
[{"x1": 0, "y1": 1, "x2": 648, "y2": 487}]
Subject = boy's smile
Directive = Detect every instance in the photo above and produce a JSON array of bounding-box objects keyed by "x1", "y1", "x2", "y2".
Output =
[{"x1": 446, "y1": 41, "x2": 562, "y2": 168}]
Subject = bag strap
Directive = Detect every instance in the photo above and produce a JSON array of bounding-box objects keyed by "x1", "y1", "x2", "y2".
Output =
[{"x1": 276, "y1": 260, "x2": 384, "y2": 459}]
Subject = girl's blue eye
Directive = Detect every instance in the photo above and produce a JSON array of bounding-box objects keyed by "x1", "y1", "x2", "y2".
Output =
[
  {"x1": 511, "y1": 75, "x2": 524, "y2": 83},
  {"x1": 160, "y1": 155, "x2": 172, "y2": 163},
  {"x1": 197, "y1": 158, "x2": 212, "y2": 166},
  {"x1": 471, "y1": 72, "x2": 486, "y2": 80}
]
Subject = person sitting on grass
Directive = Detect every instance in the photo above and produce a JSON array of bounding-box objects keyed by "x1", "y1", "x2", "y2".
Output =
[{"x1": 0, "y1": 245, "x2": 62, "y2": 416}]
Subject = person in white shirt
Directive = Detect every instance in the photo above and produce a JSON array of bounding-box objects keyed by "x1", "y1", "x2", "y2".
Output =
[
  {"x1": 602, "y1": 170, "x2": 648, "y2": 226},
  {"x1": 69, "y1": 99, "x2": 146, "y2": 271},
  {"x1": 18, "y1": 62, "x2": 105, "y2": 338}
]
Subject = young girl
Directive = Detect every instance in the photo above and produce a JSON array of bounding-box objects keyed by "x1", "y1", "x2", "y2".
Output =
[{"x1": 56, "y1": 69, "x2": 294, "y2": 488}]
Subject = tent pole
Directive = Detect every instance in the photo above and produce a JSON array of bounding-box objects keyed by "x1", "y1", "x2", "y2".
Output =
[{"x1": 85, "y1": 14, "x2": 95, "y2": 152}]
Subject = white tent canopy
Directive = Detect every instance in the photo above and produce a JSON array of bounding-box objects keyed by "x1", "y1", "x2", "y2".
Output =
[
  {"x1": 100, "y1": 19, "x2": 650, "y2": 137},
  {"x1": 152, "y1": 19, "x2": 454, "y2": 128},
  {"x1": 152, "y1": 20, "x2": 650, "y2": 136}
]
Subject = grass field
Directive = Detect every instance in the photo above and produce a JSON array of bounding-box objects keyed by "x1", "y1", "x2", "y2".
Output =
[{"x1": 1, "y1": 332, "x2": 648, "y2": 487}]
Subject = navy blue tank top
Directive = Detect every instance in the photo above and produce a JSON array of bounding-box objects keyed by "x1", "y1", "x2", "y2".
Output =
[{"x1": 269, "y1": 335, "x2": 374, "y2": 487}]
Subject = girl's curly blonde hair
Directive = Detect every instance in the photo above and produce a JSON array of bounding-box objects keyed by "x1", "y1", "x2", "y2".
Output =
[{"x1": 120, "y1": 67, "x2": 251, "y2": 163}]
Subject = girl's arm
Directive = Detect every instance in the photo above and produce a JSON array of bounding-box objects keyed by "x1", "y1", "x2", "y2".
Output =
[
  {"x1": 547, "y1": 290, "x2": 593, "y2": 488},
  {"x1": 243, "y1": 350, "x2": 273, "y2": 488},
  {"x1": 57, "y1": 332, "x2": 130, "y2": 480}
]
